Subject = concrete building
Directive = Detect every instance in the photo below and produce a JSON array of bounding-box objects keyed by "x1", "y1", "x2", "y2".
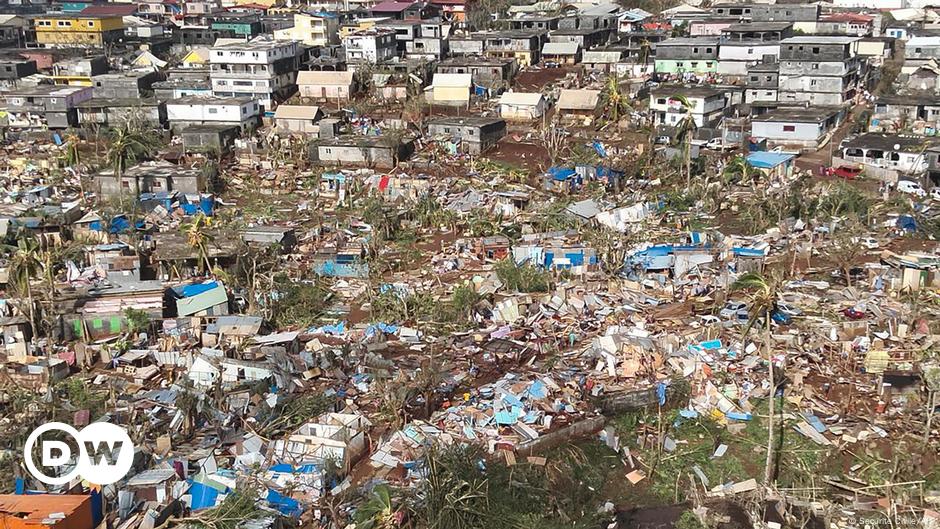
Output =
[
  {"x1": 273, "y1": 12, "x2": 339, "y2": 46},
  {"x1": 436, "y1": 57, "x2": 516, "y2": 86},
  {"x1": 751, "y1": 107, "x2": 844, "y2": 151},
  {"x1": 653, "y1": 37, "x2": 719, "y2": 77},
  {"x1": 498, "y1": 92, "x2": 548, "y2": 120},
  {"x1": 94, "y1": 161, "x2": 206, "y2": 198},
  {"x1": 90, "y1": 70, "x2": 161, "y2": 99},
  {"x1": 273, "y1": 104, "x2": 324, "y2": 134},
  {"x1": 33, "y1": 14, "x2": 124, "y2": 48},
  {"x1": 649, "y1": 85, "x2": 726, "y2": 128},
  {"x1": 166, "y1": 96, "x2": 260, "y2": 131},
  {"x1": 745, "y1": 61, "x2": 779, "y2": 102},
  {"x1": 76, "y1": 98, "x2": 166, "y2": 127},
  {"x1": 342, "y1": 28, "x2": 397, "y2": 64},
  {"x1": 904, "y1": 36, "x2": 940, "y2": 73},
  {"x1": 4, "y1": 85, "x2": 93, "y2": 129},
  {"x1": 297, "y1": 70, "x2": 355, "y2": 100},
  {"x1": 480, "y1": 30, "x2": 546, "y2": 67},
  {"x1": 842, "y1": 133, "x2": 936, "y2": 174},
  {"x1": 429, "y1": 73, "x2": 471, "y2": 106},
  {"x1": 778, "y1": 36, "x2": 862, "y2": 106},
  {"x1": 210, "y1": 38, "x2": 299, "y2": 109},
  {"x1": 312, "y1": 135, "x2": 414, "y2": 168},
  {"x1": 427, "y1": 117, "x2": 507, "y2": 154},
  {"x1": 870, "y1": 94, "x2": 940, "y2": 134},
  {"x1": 0, "y1": 58, "x2": 38, "y2": 88}
]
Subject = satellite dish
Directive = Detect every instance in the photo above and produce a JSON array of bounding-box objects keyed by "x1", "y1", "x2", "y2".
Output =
[{"x1": 894, "y1": 143, "x2": 901, "y2": 150}]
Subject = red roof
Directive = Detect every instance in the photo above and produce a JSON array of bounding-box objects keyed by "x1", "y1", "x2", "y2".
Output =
[
  {"x1": 821, "y1": 12, "x2": 873, "y2": 23},
  {"x1": 429, "y1": 0, "x2": 466, "y2": 5},
  {"x1": 370, "y1": 0, "x2": 416, "y2": 12},
  {"x1": 80, "y1": 3, "x2": 138, "y2": 16}
]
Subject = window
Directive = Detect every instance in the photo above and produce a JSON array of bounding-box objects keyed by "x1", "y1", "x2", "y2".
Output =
[
  {"x1": 783, "y1": 125, "x2": 795, "y2": 132},
  {"x1": 812, "y1": 47, "x2": 820, "y2": 54},
  {"x1": 87, "y1": 21, "x2": 94, "y2": 27},
  {"x1": 153, "y1": 181, "x2": 162, "y2": 188},
  {"x1": 747, "y1": 48, "x2": 754, "y2": 55},
  {"x1": 765, "y1": 91, "x2": 773, "y2": 96},
  {"x1": 916, "y1": 48, "x2": 923, "y2": 53},
  {"x1": 766, "y1": 75, "x2": 773, "y2": 81},
  {"x1": 691, "y1": 61, "x2": 698, "y2": 68},
  {"x1": 811, "y1": 79, "x2": 817, "y2": 86},
  {"x1": 693, "y1": 47, "x2": 699, "y2": 53},
  {"x1": 325, "y1": 148, "x2": 331, "y2": 153},
  {"x1": 706, "y1": 47, "x2": 712, "y2": 53},
  {"x1": 657, "y1": 98, "x2": 667, "y2": 104},
  {"x1": 122, "y1": 181, "x2": 130, "y2": 188},
  {"x1": 750, "y1": 76, "x2": 758, "y2": 82},
  {"x1": 57, "y1": 20, "x2": 72, "y2": 27},
  {"x1": 208, "y1": 107, "x2": 218, "y2": 114}
]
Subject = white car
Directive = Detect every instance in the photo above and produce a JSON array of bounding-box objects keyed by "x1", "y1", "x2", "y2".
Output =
[
  {"x1": 852, "y1": 236, "x2": 880, "y2": 249},
  {"x1": 719, "y1": 301, "x2": 747, "y2": 319},
  {"x1": 897, "y1": 180, "x2": 927, "y2": 198},
  {"x1": 776, "y1": 302, "x2": 803, "y2": 317},
  {"x1": 931, "y1": 187, "x2": 940, "y2": 201}
]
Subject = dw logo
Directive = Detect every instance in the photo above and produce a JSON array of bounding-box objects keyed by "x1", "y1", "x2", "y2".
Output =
[{"x1": 24, "y1": 422, "x2": 135, "y2": 485}]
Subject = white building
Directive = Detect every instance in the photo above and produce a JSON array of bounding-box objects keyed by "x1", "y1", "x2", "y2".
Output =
[
  {"x1": 273, "y1": 12, "x2": 339, "y2": 47},
  {"x1": 649, "y1": 86, "x2": 727, "y2": 128},
  {"x1": 166, "y1": 96, "x2": 260, "y2": 130},
  {"x1": 718, "y1": 42, "x2": 781, "y2": 77},
  {"x1": 209, "y1": 37, "x2": 299, "y2": 110},
  {"x1": 341, "y1": 28, "x2": 396, "y2": 64}
]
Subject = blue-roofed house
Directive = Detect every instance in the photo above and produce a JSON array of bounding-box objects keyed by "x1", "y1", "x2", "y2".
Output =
[
  {"x1": 746, "y1": 151, "x2": 796, "y2": 180},
  {"x1": 171, "y1": 281, "x2": 229, "y2": 318}
]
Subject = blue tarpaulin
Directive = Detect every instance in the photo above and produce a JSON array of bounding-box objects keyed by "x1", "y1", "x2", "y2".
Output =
[
  {"x1": 732, "y1": 247, "x2": 766, "y2": 257},
  {"x1": 593, "y1": 141, "x2": 607, "y2": 158},
  {"x1": 897, "y1": 215, "x2": 917, "y2": 232},
  {"x1": 189, "y1": 481, "x2": 222, "y2": 510},
  {"x1": 178, "y1": 281, "x2": 220, "y2": 298},
  {"x1": 548, "y1": 167, "x2": 577, "y2": 181},
  {"x1": 266, "y1": 489, "x2": 303, "y2": 517},
  {"x1": 746, "y1": 151, "x2": 795, "y2": 169}
]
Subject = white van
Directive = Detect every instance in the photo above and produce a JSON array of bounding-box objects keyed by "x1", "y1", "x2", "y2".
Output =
[{"x1": 897, "y1": 180, "x2": 927, "y2": 198}]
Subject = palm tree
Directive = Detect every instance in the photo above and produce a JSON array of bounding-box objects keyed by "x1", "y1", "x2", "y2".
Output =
[
  {"x1": 107, "y1": 124, "x2": 157, "y2": 207},
  {"x1": 731, "y1": 272, "x2": 780, "y2": 485},
  {"x1": 599, "y1": 74, "x2": 632, "y2": 123},
  {"x1": 6, "y1": 236, "x2": 43, "y2": 340},
  {"x1": 723, "y1": 155, "x2": 758, "y2": 185},
  {"x1": 671, "y1": 94, "x2": 697, "y2": 186},
  {"x1": 64, "y1": 131, "x2": 86, "y2": 203},
  {"x1": 354, "y1": 485, "x2": 404, "y2": 529},
  {"x1": 181, "y1": 213, "x2": 214, "y2": 274},
  {"x1": 638, "y1": 38, "x2": 652, "y2": 71}
]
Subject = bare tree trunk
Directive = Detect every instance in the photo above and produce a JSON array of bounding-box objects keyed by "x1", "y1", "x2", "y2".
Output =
[
  {"x1": 926, "y1": 391, "x2": 936, "y2": 442},
  {"x1": 764, "y1": 314, "x2": 776, "y2": 485}
]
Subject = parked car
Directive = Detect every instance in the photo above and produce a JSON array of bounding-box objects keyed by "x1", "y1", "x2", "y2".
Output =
[
  {"x1": 897, "y1": 180, "x2": 927, "y2": 198},
  {"x1": 842, "y1": 307, "x2": 866, "y2": 320},
  {"x1": 931, "y1": 187, "x2": 940, "y2": 201},
  {"x1": 832, "y1": 165, "x2": 862, "y2": 180},
  {"x1": 853, "y1": 236, "x2": 879, "y2": 249},
  {"x1": 776, "y1": 302, "x2": 803, "y2": 317},
  {"x1": 719, "y1": 301, "x2": 747, "y2": 319}
]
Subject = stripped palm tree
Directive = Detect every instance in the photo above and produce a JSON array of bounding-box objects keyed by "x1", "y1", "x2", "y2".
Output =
[
  {"x1": 671, "y1": 94, "x2": 697, "y2": 186},
  {"x1": 107, "y1": 123, "x2": 158, "y2": 207},
  {"x1": 599, "y1": 74, "x2": 632, "y2": 123},
  {"x1": 732, "y1": 272, "x2": 781, "y2": 485},
  {"x1": 64, "y1": 131, "x2": 86, "y2": 203},
  {"x1": 6, "y1": 236, "x2": 43, "y2": 340},
  {"x1": 181, "y1": 213, "x2": 214, "y2": 274}
]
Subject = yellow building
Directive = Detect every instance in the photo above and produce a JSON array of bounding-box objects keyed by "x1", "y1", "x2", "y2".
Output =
[{"x1": 34, "y1": 15, "x2": 124, "y2": 48}]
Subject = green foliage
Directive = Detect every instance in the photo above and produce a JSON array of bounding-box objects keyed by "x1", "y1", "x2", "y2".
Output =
[
  {"x1": 354, "y1": 485, "x2": 406, "y2": 529},
  {"x1": 190, "y1": 486, "x2": 268, "y2": 529},
  {"x1": 495, "y1": 259, "x2": 551, "y2": 293},
  {"x1": 370, "y1": 287, "x2": 437, "y2": 324},
  {"x1": 817, "y1": 181, "x2": 872, "y2": 220},
  {"x1": 55, "y1": 377, "x2": 106, "y2": 414},
  {"x1": 676, "y1": 511, "x2": 706, "y2": 529},
  {"x1": 450, "y1": 284, "x2": 481, "y2": 323},
  {"x1": 259, "y1": 392, "x2": 334, "y2": 436},
  {"x1": 270, "y1": 276, "x2": 331, "y2": 328},
  {"x1": 123, "y1": 307, "x2": 150, "y2": 335}
]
